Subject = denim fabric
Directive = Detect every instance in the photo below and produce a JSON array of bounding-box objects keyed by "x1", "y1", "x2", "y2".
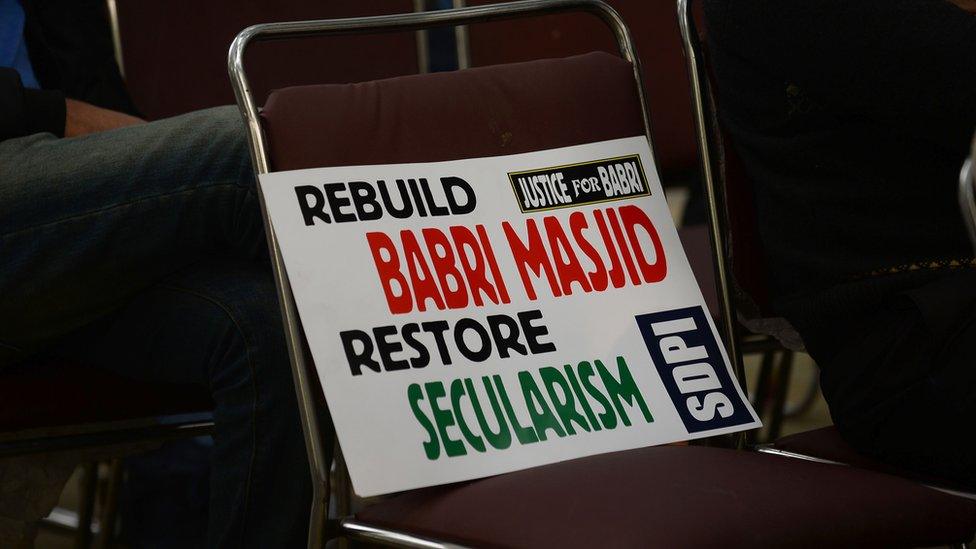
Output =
[{"x1": 0, "y1": 106, "x2": 318, "y2": 547}]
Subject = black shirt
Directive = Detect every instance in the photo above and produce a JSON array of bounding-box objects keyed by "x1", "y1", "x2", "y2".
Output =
[
  {"x1": 1, "y1": 0, "x2": 135, "y2": 141},
  {"x1": 703, "y1": 0, "x2": 976, "y2": 353}
]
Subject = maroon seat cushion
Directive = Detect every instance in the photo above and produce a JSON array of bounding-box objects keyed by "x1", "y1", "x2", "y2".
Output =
[
  {"x1": 353, "y1": 445, "x2": 976, "y2": 548},
  {"x1": 0, "y1": 359, "x2": 211, "y2": 433},
  {"x1": 261, "y1": 51, "x2": 645, "y2": 171}
]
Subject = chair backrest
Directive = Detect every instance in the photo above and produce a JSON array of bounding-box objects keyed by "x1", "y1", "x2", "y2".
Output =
[
  {"x1": 960, "y1": 134, "x2": 976, "y2": 252},
  {"x1": 461, "y1": 0, "x2": 698, "y2": 184},
  {"x1": 677, "y1": 0, "x2": 804, "y2": 352},
  {"x1": 114, "y1": 0, "x2": 420, "y2": 119}
]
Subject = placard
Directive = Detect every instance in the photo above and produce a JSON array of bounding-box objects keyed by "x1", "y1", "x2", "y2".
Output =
[{"x1": 260, "y1": 136, "x2": 760, "y2": 496}]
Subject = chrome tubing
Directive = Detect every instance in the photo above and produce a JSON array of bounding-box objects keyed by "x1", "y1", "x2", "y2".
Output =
[
  {"x1": 960, "y1": 151, "x2": 976, "y2": 252},
  {"x1": 341, "y1": 519, "x2": 469, "y2": 549},
  {"x1": 676, "y1": 0, "x2": 747, "y2": 408}
]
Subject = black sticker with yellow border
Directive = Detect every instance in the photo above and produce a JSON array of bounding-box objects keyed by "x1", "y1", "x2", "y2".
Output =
[{"x1": 507, "y1": 154, "x2": 650, "y2": 213}]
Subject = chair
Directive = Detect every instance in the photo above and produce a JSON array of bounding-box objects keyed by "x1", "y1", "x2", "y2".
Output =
[
  {"x1": 231, "y1": 1, "x2": 976, "y2": 547},
  {"x1": 677, "y1": 0, "x2": 976, "y2": 501}
]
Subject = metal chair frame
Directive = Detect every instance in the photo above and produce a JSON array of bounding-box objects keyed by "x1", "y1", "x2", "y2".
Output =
[
  {"x1": 959, "y1": 137, "x2": 976, "y2": 251},
  {"x1": 229, "y1": 1, "x2": 752, "y2": 546}
]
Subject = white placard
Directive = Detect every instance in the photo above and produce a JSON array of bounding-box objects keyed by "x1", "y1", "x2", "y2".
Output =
[{"x1": 260, "y1": 136, "x2": 760, "y2": 496}]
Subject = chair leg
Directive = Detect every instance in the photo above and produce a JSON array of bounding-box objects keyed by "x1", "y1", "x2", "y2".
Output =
[
  {"x1": 766, "y1": 351, "x2": 794, "y2": 441},
  {"x1": 73, "y1": 462, "x2": 98, "y2": 549},
  {"x1": 92, "y1": 459, "x2": 123, "y2": 549},
  {"x1": 335, "y1": 446, "x2": 352, "y2": 549},
  {"x1": 748, "y1": 350, "x2": 776, "y2": 444}
]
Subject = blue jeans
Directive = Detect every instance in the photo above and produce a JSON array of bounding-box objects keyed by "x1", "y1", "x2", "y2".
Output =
[{"x1": 0, "y1": 107, "x2": 318, "y2": 547}]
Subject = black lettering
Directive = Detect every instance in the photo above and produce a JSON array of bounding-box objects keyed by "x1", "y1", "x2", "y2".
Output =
[
  {"x1": 340, "y1": 330, "x2": 380, "y2": 375},
  {"x1": 295, "y1": 185, "x2": 330, "y2": 226},
  {"x1": 518, "y1": 310, "x2": 557, "y2": 354},
  {"x1": 348, "y1": 181, "x2": 383, "y2": 221},
  {"x1": 486, "y1": 314, "x2": 527, "y2": 358},
  {"x1": 323, "y1": 182, "x2": 356, "y2": 223},
  {"x1": 402, "y1": 323, "x2": 431, "y2": 369},
  {"x1": 454, "y1": 318, "x2": 492, "y2": 362},
  {"x1": 373, "y1": 325, "x2": 409, "y2": 371},
  {"x1": 422, "y1": 321, "x2": 453, "y2": 364},
  {"x1": 420, "y1": 178, "x2": 450, "y2": 216},
  {"x1": 442, "y1": 176, "x2": 476, "y2": 215},
  {"x1": 378, "y1": 179, "x2": 413, "y2": 219}
]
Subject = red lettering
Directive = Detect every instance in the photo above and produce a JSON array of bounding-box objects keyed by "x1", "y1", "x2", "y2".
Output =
[
  {"x1": 544, "y1": 215, "x2": 591, "y2": 295},
  {"x1": 401, "y1": 230, "x2": 445, "y2": 312},
  {"x1": 502, "y1": 219, "x2": 561, "y2": 300},
  {"x1": 450, "y1": 226, "x2": 503, "y2": 307},
  {"x1": 593, "y1": 210, "x2": 626, "y2": 289},
  {"x1": 605, "y1": 208, "x2": 642, "y2": 286},
  {"x1": 422, "y1": 228, "x2": 468, "y2": 309},
  {"x1": 367, "y1": 231, "x2": 413, "y2": 314},
  {"x1": 620, "y1": 205, "x2": 667, "y2": 283},
  {"x1": 476, "y1": 225, "x2": 511, "y2": 304}
]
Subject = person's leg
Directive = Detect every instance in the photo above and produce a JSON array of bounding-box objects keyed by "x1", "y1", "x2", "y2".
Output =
[
  {"x1": 0, "y1": 106, "x2": 262, "y2": 364},
  {"x1": 49, "y1": 261, "x2": 323, "y2": 548},
  {"x1": 819, "y1": 270, "x2": 976, "y2": 488}
]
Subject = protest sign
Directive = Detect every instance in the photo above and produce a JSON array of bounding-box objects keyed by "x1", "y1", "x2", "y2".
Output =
[{"x1": 259, "y1": 136, "x2": 760, "y2": 496}]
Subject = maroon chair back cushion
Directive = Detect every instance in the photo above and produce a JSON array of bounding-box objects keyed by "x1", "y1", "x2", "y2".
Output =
[
  {"x1": 116, "y1": 0, "x2": 418, "y2": 120},
  {"x1": 261, "y1": 52, "x2": 644, "y2": 170},
  {"x1": 463, "y1": 0, "x2": 697, "y2": 182}
]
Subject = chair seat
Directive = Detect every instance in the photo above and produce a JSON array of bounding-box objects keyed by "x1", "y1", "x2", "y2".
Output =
[
  {"x1": 351, "y1": 445, "x2": 976, "y2": 549},
  {"x1": 0, "y1": 359, "x2": 212, "y2": 433}
]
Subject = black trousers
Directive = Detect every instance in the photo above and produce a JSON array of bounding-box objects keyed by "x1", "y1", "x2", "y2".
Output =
[{"x1": 814, "y1": 269, "x2": 976, "y2": 489}]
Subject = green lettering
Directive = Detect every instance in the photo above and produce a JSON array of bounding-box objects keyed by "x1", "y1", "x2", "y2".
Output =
[
  {"x1": 565, "y1": 363, "x2": 601, "y2": 431},
  {"x1": 596, "y1": 356, "x2": 653, "y2": 426},
  {"x1": 494, "y1": 374, "x2": 539, "y2": 445},
  {"x1": 408, "y1": 383, "x2": 440, "y2": 460},
  {"x1": 540, "y1": 366, "x2": 590, "y2": 435},
  {"x1": 519, "y1": 371, "x2": 566, "y2": 441},
  {"x1": 425, "y1": 381, "x2": 466, "y2": 457},
  {"x1": 450, "y1": 379, "x2": 486, "y2": 453},
  {"x1": 580, "y1": 360, "x2": 617, "y2": 429},
  {"x1": 467, "y1": 377, "x2": 512, "y2": 450}
]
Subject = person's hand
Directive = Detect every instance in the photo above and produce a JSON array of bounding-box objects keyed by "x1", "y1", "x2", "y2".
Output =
[
  {"x1": 64, "y1": 98, "x2": 144, "y2": 137},
  {"x1": 949, "y1": 0, "x2": 976, "y2": 14}
]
